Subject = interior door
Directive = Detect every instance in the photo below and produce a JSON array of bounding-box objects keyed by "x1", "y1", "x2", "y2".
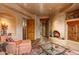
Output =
[
  {"x1": 67, "y1": 21, "x2": 77, "y2": 41},
  {"x1": 27, "y1": 19, "x2": 35, "y2": 40}
]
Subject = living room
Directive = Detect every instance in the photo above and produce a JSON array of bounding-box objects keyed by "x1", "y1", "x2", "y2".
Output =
[{"x1": 0, "y1": 3, "x2": 79, "y2": 55}]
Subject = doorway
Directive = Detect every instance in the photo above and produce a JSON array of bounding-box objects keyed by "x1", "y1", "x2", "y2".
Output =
[{"x1": 40, "y1": 18, "x2": 49, "y2": 38}]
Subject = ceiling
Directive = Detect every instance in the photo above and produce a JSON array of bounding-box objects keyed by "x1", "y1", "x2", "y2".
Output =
[
  {"x1": 19, "y1": 3, "x2": 73, "y2": 17},
  {"x1": 0, "y1": 3, "x2": 79, "y2": 18}
]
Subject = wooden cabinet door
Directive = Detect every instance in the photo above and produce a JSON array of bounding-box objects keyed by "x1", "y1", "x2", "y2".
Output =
[
  {"x1": 68, "y1": 23, "x2": 77, "y2": 41},
  {"x1": 68, "y1": 24, "x2": 73, "y2": 40},
  {"x1": 68, "y1": 25, "x2": 72, "y2": 40},
  {"x1": 27, "y1": 20, "x2": 35, "y2": 40},
  {"x1": 76, "y1": 24, "x2": 79, "y2": 41},
  {"x1": 67, "y1": 21, "x2": 79, "y2": 42},
  {"x1": 72, "y1": 24, "x2": 77, "y2": 41}
]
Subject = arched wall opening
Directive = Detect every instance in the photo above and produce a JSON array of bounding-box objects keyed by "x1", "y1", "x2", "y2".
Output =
[{"x1": 0, "y1": 12, "x2": 17, "y2": 39}]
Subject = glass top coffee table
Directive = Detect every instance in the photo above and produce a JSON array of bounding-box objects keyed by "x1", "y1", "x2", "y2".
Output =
[{"x1": 40, "y1": 43, "x2": 66, "y2": 55}]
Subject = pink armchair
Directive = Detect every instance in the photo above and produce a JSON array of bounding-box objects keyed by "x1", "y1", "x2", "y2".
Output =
[
  {"x1": 6, "y1": 42, "x2": 17, "y2": 55},
  {"x1": 6, "y1": 40, "x2": 32, "y2": 55},
  {"x1": 18, "y1": 40, "x2": 32, "y2": 55}
]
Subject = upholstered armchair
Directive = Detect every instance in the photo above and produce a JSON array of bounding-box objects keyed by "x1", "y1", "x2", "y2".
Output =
[
  {"x1": 6, "y1": 42, "x2": 17, "y2": 55},
  {"x1": 6, "y1": 40, "x2": 32, "y2": 55},
  {"x1": 18, "y1": 40, "x2": 32, "y2": 55}
]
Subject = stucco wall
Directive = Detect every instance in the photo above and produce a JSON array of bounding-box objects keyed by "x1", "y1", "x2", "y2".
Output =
[
  {"x1": 51, "y1": 13, "x2": 67, "y2": 46},
  {"x1": 52, "y1": 13, "x2": 66, "y2": 38}
]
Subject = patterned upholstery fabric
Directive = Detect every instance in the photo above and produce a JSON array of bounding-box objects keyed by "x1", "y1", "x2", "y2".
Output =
[
  {"x1": 6, "y1": 42, "x2": 17, "y2": 55},
  {"x1": 18, "y1": 40, "x2": 32, "y2": 55},
  {"x1": 6, "y1": 40, "x2": 31, "y2": 55}
]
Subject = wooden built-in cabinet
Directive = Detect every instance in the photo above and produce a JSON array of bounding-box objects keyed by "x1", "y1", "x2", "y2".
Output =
[{"x1": 67, "y1": 20, "x2": 79, "y2": 42}]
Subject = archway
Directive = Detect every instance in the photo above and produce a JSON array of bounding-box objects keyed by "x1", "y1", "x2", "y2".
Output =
[{"x1": 0, "y1": 12, "x2": 16, "y2": 37}]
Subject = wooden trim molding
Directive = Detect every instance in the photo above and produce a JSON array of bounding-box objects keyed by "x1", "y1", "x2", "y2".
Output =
[{"x1": 66, "y1": 18, "x2": 79, "y2": 22}]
